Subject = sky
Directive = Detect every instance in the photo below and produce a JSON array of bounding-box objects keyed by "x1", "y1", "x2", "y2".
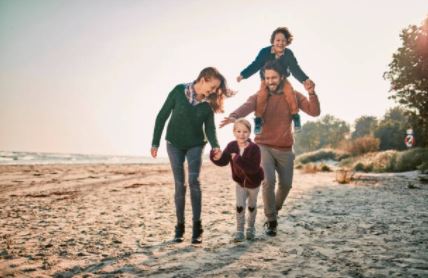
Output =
[{"x1": 0, "y1": 0, "x2": 427, "y2": 158}]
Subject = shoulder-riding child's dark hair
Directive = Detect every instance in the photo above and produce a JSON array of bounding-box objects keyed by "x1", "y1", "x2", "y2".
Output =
[{"x1": 270, "y1": 27, "x2": 293, "y2": 45}]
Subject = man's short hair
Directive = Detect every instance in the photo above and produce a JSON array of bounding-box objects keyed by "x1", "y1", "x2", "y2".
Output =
[{"x1": 262, "y1": 60, "x2": 285, "y2": 77}]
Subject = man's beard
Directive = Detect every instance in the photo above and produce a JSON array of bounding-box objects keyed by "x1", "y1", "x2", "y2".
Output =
[{"x1": 267, "y1": 79, "x2": 284, "y2": 94}]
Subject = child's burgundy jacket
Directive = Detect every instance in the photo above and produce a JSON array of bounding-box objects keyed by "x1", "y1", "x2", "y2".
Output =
[{"x1": 210, "y1": 139, "x2": 264, "y2": 188}]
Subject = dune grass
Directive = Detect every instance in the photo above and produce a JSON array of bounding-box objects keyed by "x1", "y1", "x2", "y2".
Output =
[
  {"x1": 338, "y1": 147, "x2": 428, "y2": 173},
  {"x1": 296, "y1": 148, "x2": 351, "y2": 164}
]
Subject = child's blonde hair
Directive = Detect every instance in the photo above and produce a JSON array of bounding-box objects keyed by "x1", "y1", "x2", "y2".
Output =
[{"x1": 233, "y1": 118, "x2": 251, "y2": 133}]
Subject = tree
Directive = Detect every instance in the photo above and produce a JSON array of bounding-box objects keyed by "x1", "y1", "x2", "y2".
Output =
[
  {"x1": 384, "y1": 16, "x2": 428, "y2": 146},
  {"x1": 293, "y1": 121, "x2": 320, "y2": 154},
  {"x1": 294, "y1": 114, "x2": 350, "y2": 154},
  {"x1": 318, "y1": 115, "x2": 350, "y2": 148},
  {"x1": 352, "y1": 116, "x2": 378, "y2": 139},
  {"x1": 374, "y1": 107, "x2": 408, "y2": 150}
]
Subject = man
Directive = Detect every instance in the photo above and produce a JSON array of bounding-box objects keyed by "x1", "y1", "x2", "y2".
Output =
[{"x1": 220, "y1": 60, "x2": 320, "y2": 236}]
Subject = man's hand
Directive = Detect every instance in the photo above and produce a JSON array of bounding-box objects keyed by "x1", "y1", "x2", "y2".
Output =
[
  {"x1": 236, "y1": 75, "x2": 243, "y2": 83},
  {"x1": 150, "y1": 147, "x2": 158, "y2": 158},
  {"x1": 304, "y1": 79, "x2": 315, "y2": 92},
  {"x1": 219, "y1": 117, "x2": 236, "y2": 128}
]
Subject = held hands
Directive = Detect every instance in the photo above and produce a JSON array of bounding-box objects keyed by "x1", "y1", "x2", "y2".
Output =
[
  {"x1": 304, "y1": 79, "x2": 316, "y2": 94},
  {"x1": 212, "y1": 148, "x2": 222, "y2": 161},
  {"x1": 150, "y1": 147, "x2": 158, "y2": 158}
]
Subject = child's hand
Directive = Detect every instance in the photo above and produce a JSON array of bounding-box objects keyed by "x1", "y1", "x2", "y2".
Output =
[
  {"x1": 236, "y1": 75, "x2": 243, "y2": 82},
  {"x1": 212, "y1": 149, "x2": 222, "y2": 161},
  {"x1": 304, "y1": 79, "x2": 315, "y2": 92}
]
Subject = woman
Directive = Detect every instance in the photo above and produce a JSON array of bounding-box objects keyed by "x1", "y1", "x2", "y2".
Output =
[{"x1": 151, "y1": 67, "x2": 233, "y2": 244}]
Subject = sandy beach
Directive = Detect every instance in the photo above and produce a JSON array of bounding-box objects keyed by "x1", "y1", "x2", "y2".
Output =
[{"x1": 0, "y1": 162, "x2": 427, "y2": 277}]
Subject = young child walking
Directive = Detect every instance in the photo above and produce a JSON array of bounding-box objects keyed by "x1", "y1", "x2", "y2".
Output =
[
  {"x1": 210, "y1": 118, "x2": 264, "y2": 241},
  {"x1": 237, "y1": 27, "x2": 315, "y2": 134}
]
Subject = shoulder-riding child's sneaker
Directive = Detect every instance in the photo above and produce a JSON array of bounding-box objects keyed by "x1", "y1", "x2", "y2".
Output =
[
  {"x1": 254, "y1": 117, "x2": 263, "y2": 135},
  {"x1": 292, "y1": 114, "x2": 301, "y2": 133}
]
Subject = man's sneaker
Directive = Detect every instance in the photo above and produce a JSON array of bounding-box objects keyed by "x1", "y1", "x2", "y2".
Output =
[
  {"x1": 254, "y1": 117, "x2": 263, "y2": 135},
  {"x1": 173, "y1": 223, "x2": 185, "y2": 243},
  {"x1": 233, "y1": 231, "x2": 245, "y2": 242},
  {"x1": 246, "y1": 228, "x2": 256, "y2": 240},
  {"x1": 264, "y1": 220, "x2": 278, "y2": 237},
  {"x1": 292, "y1": 114, "x2": 301, "y2": 133}
]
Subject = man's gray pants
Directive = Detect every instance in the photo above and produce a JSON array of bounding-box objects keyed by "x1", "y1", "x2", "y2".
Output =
[{"x1": 259, "y1": 145, "x2": 295, "y2": 222}]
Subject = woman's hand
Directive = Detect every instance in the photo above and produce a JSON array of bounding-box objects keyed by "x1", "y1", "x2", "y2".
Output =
[
  {"x1": 236, "y1": 75, "x2": 243, "y2": 82},
  {"x1": 212, "y1": 148, "x2": 222, "y2": 161},
  {"x1": 151, "y1": 147, "x2": 158, "y2": 158}
]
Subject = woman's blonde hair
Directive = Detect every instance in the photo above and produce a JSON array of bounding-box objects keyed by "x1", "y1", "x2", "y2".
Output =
[{"x1": 233, "y1": 118, "x2": 251, "y2": 133}]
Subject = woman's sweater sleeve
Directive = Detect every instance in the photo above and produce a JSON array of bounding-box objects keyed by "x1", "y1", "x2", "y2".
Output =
[
  {"x1": 204, "y1": 110, "x2": 220, "y2": 149},
  {"x1": 151, "y1": 86, "x2": 177, "y2": 147}
]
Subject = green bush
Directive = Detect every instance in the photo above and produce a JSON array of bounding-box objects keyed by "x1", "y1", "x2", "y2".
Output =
[
  {"x1": 395, "y1": 148, "x2": 428, "y2": 172},
  {"x1": 296, "y1": 148, "x2": 351, "y2": 164}
]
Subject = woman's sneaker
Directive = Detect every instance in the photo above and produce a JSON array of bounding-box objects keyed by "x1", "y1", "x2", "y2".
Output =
[
  {"x1": 173, "y1": 223, "x2": 185, "y2": 243},
  {"x1": 191, "y1": 220, "x2": 203, "y2": 244}
]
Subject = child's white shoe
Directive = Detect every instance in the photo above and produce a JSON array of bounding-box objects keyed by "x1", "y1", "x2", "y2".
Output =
[
  {"x1": 233, "y1": 231, "x2": 245, "y2": 242},
  {"x1": 246, "y1": 227, "x2": 256, "y2": 240}
]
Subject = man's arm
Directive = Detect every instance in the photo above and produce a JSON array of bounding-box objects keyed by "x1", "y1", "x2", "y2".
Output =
[
  {"x1": 296, "y1": 91, "x2": 320, "y2": 117},
  {"x1": 220, "y1": 94, "x2": 258, "y2": 128}
]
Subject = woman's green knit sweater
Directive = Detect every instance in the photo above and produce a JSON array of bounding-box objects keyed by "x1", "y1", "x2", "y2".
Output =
[{"x1": 152, "y1": 84, "x2": 220, "y2": 149}]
